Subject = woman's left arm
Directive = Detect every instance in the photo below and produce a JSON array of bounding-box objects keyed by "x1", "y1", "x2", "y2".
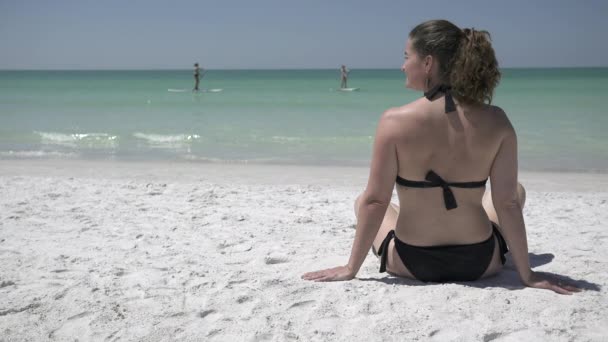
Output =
[{"x1": 302, "y1": 110, "x2": 400, "y2": 282}]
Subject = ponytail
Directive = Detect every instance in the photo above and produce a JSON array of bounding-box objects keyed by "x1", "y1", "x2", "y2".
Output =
[{"x1": 450, "y1": 28, "x2": 501, "y2": 105}]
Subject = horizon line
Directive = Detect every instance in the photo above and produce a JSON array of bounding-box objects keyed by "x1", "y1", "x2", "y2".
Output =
[{"x1": 1, "y1": 66, "x2": 607, "y2": 72}]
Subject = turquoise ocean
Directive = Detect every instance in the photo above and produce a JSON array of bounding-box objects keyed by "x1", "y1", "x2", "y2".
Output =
[{"x1": 1, "y1": 68, "x2": 606, "y2": 172}]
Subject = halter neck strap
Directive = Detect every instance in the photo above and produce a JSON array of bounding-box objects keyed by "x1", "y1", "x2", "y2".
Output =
[{"x1": 424, "y1": 84, "x2": 456, "y2": 113}]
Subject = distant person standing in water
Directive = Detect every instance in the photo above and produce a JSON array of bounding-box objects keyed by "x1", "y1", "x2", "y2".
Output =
[
  {"x1": 193, "y1": 63, "x2": 205, "y2": 91},
  {"x1": 340, "y1": 65, "x2": 350, "y2": 89}
]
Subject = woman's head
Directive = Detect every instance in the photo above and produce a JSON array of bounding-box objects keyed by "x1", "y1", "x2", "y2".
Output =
[{"x1": 401, "y1": 19, "x2": 501, "y2": 105}]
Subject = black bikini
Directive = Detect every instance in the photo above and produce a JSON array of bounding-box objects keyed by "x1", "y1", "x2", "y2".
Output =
[
  {"x1": 377, "y1": 170, "x2": 508, "y2": 282},
  {"x1": 378, "y1": 223, "x2": 507, "y2": 282},
  {"x1": 376, "y1": 86, "x2": 509, "y2": 282},
  {"x1": 396, "y1": 171, "x2": 487, "y2": 211}
]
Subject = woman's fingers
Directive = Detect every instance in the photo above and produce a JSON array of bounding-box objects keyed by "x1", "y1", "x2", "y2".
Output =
[
  {"x1": 314, "y1": 275, "x2": 333, "y2": 282},
  {"x1": 303, "y1": 266, "x2": 354, "y2": 282},
  {"x1": 549, "y1": 279, "x2": 582, "y2": 294},
  {"x1": 526, "y1": 272, "x2": 582, "y2": 295},
  {"x1": 302, "y1": 269, "x2": 341, "y2": 282},
  {"x1": 542, "y1": 279, "x2": 581, "y2": 295},
  {"x1": 301, "y1": 271, "x2": 323, "y2": 280},
  {"x1": 303, "y1": 273, "x2": 326, "y2": 281},
  {"x1": 554, "y1": 279, "x2": 581, "y2": 292},
  {"x1": 550, "y1": 284, "x2": 573, "y2": 295},
  {"x1": 302, "y1": 270, "x2": 334, "y2": 281},
  {"x1": 305, "y1": 273, "x2": 328, "y2": 282},
  {"x1": 563, "y1": 285, "x2": 582, "y2": 292}
]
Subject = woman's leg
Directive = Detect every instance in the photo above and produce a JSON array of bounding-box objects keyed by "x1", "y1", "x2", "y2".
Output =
[
  {"x1": 480, "y1": 183, "x2": 527, "y2": 278},
  {"x1": 354, "y1": 195, "x2": 415, "y2": 278}
]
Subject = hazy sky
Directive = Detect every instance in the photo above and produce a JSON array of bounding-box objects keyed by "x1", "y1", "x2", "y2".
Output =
[{"x1": 1, "y1": 0, "x2": 606, "y2": 69}]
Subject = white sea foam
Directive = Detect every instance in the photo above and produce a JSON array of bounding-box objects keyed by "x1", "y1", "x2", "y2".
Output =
[
  {"x1": 0, "y1": 150, "x2": 79, "y2": 159},
  {"x1": 35, "y1": 131, "x2": 118, "y2": 148},
  {"x1": 270, "y1": 136, "x2": 302, "y2": 143},
  {"x1": 133, "y1": 133, "x2": 201, "y2": 149}
]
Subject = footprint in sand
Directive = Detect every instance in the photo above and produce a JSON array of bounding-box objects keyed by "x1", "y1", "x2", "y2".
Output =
[
  {"x1": 0, "y1": 302, "x2": 40, "y2": 316},
  {"x1": 295, "y1": 216, "x2": 313, "y2": 224},
  {"x1": 199, "y1": 309, "x2": 215, "y2": 318},
  {"x1": 67, "y1": 311, "x2": 92, "y2": 321},
  {"x1": 217, "y1": 240, "x2": 253, "y2": 253},
  {"x1": 50, "y1": 269, "x2": 70, "y2": 273},
  {"x1": 146, "y1": 183, "x2": 166, "y2": 196},
  {"x1": 236, "y1": 295, "x2": 252, "y2": 304},
  {"x1": 428, "y1": 327, "x2": 461, "y2": 341},
  {"x1": 75, "y1": 214, "x2": 97, "y2": 231},
  {"x1": 113, "y1": 268, "x2": 127, "y2": 277},
  {"x1": 46, "y1": 193, "x2": 62, "y2": 200},
  {"x1": 483, "y1": 332, "x2": 503, "y2": 342},
  {"x1": 225, "y1": 279, "x2": 247, "y2": 289},
  {"x1": 47, "y1": 311, "x2": 95, "y2": 340},
  {"x1": 264, "y1": 253, "x2": 289, "y2": 265},
  {"x1": 288, "y1": 300, "x2": 316, "y2": 309},
  {"x1": 198, "y1": 309, "x2": 222, "y2": 323},
  {"x1": 54, "y1": 287, "x2": 70, "y2": 300},
  {"x1": 252, "y1": 332, "x2": 273, "y2": 341},
  {"x1": 0, "y1": 280, "x2": 15, "y2": 288},
  {"x1": 487, "y1": 329, "x2": 557, "y2": 341}
]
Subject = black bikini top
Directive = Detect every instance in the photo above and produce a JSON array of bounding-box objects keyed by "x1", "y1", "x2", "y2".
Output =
[
  {"x1": 424, "y1": 84, "x2": 456, "y2": 113},
  {"x1": 396, "y1": 170, "x2": 487, "y2": 210}
]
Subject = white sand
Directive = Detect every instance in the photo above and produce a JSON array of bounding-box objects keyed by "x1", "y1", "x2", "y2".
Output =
[{"x1": 1, "y1": 160, "x2": 607, "y2": 341}]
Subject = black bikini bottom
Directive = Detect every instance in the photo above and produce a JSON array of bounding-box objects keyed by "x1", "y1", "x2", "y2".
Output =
[{"x1": 377, "y1": 222, "x2": 508, "y2": 282}]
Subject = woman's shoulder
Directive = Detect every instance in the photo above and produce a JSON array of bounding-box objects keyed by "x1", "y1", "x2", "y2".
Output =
[
  {"x1": 482, "y1": 103, "x2": 507, "y2": 116},
  {"x1": 383, "y1": 98, "x2": 429, "y2": 121},
  {"x1": 481, "y1": 104, "x2": 514, "y2": 130},
  {"x1": 378, "y1": 100, "x2": 430, "y2": 138}
]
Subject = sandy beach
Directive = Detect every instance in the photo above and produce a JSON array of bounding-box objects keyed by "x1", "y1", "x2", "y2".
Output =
[{"x1": 1, "y1": 160, "x2": 607, "y2": 341}]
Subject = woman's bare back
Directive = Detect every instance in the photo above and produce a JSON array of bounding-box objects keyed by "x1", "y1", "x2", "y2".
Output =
[{"x1": 389, "y1": 96, "x2": 512, "y2": 245}]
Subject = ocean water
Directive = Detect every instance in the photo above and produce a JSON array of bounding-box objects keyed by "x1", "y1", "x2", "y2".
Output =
[{"x1": 1, "y1": 68, "x2": 607, "y2": 172}]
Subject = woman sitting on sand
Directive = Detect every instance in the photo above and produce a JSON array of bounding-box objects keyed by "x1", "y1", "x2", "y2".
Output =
[{"x1": 303, "y1": 20, "x2": 580, "y2": 295}]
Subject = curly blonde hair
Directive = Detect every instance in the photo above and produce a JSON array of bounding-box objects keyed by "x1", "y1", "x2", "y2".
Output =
[{"x1": 409, "y1": 20, "x2": 501, "y2": 105}]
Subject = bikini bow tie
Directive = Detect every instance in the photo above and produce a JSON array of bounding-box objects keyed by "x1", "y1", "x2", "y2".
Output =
[
  {"x1": 425, "y1": 170, "x2": 458, "y2": 210},
  {"x1": 424, "y1": 84, "x2": 457, "y2": 113}
]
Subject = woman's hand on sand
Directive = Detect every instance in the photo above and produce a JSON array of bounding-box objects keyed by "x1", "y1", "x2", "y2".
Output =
[
  {"x1": 523, "y1": 271, "x2": 581, "y2": 295},
  {"x1": 301, "y1": 265, "x2": 355, "y2": 282}
]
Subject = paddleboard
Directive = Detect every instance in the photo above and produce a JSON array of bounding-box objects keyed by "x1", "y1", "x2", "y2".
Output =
[
  {"x1": 167, "y1": 88, "x2": 223, "y2": 93},
  {"x1": 338, "y1": 87, "x2": 360, "y2": 92}
]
